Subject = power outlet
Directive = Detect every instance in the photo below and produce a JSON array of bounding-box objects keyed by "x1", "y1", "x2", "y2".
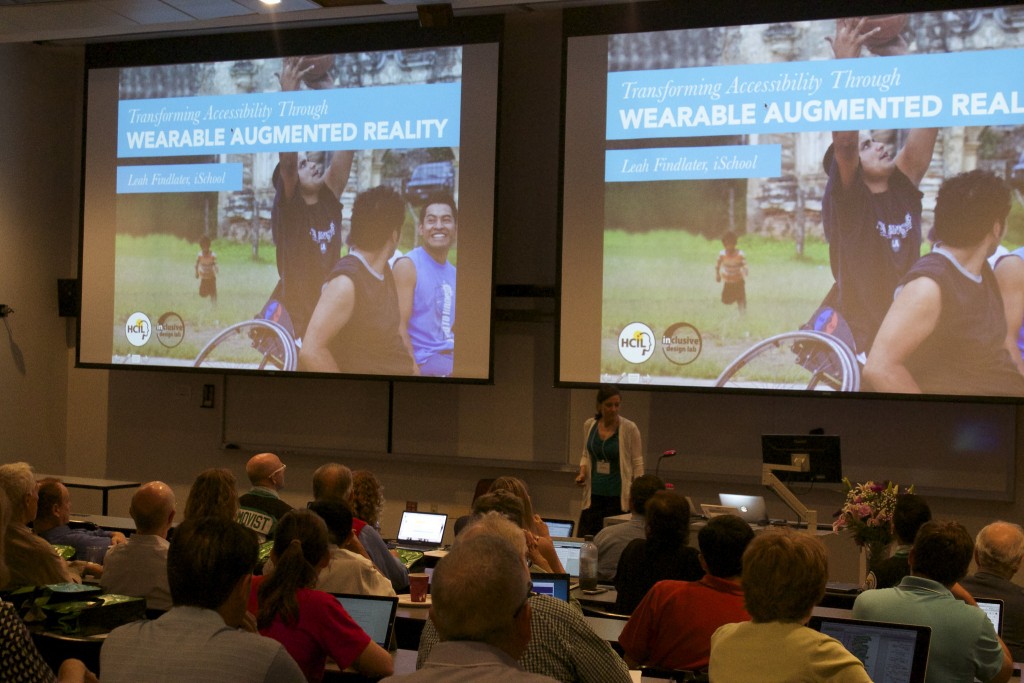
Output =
[{"x1": 406, "y1": 500, "x2": 418, "y2": 512}]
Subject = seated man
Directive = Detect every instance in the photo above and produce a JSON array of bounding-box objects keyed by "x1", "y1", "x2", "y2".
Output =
[
  {"x1": 960, "y1": 521, "x2": 1024, "y2": 663},
  {"x1": 100, "y1": 516, "x2": 305, "y2": 683},
  {"x1": 853, "y1": 520, "x2": 1013, "y2": 683},
  {"x1": 411, "y1": 513, "x2": 629, "y2": 683},
  {"x1": 237, "y1": 452, "x2": 293, "y2": 542},
  {"x1": 619, "y1": 514, "x2": 754, "y2": 671},
  {"x1": 34, "y1": 478, "x2": 127, "y2": 561},
  {"x1": 307, "y1": 500, "x2": 395, "y2": 597},
  {"x1": 101, "y1": 481, "x2": 176, "y2": 612},
  {"x1": 709, "y1": 530, "x2": 870, "y2": 682},
  {"x1": 865, "y1": 169, "x2": 1024, "y2": 396},
  {"x1": 593, "y1": 474, "x2": 664, "y2": 581},
  {"x1": 870, "y1": 493, "x2": 931, "y2": 588},
  {"x1": 311, "y1": 463, "x2": 408, "y2": 592}
]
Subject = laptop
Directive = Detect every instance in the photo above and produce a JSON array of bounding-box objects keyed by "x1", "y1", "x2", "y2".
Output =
[
  {"x1": 976, "y1": 597, "x2": 1004, "y2": 635},
  {"x1": 332, "y1": 593, "x2": 399, "y2": 649},
  {"x1": 530, "y1": 572, "x2": 571, "y2": 602},
  {"x1": 551, "y1": 537, "x2": 584, "y2": 578},
  {"x1": 808, "y1": 615, "x2": 931, "y2": 683},
  {"x1": 718, "y1": 493, "x2": 769, "y2": 525},
  {"x1": 393, "y1": 510, "x2": 448, "y2": 551},
  {"x1": 542, "y1": 518, "x2": 575, "y2": 538}
]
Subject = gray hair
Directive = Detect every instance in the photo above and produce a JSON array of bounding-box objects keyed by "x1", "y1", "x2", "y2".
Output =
[
  {"x1": 0, "y1": 462, "x2": 35, "y2": 516},
  {"x1": 975, "y1": 521, "x2": 1024, "y2": 576},
  {"x1": 431, "y1": 527, "x2": 530, "y2": 644},
  {"x1": 312, "y1": 463, "x2": 353, "y2": 503}
]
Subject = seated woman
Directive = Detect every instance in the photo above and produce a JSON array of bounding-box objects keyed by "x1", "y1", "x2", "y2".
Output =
[
  {"x1": 248, "y1": 509, "x2": 393, "y2": 683},
  {"x1": 708, "y1": 530, "x2": 870, "y2": 682},
  {"x1": 183, "y1": 468, "x2": 239, "y2": 521},
  {"x1": 349, "y1": 470, "x2": 385, "y2": 533},
  {"x1": 487, "y1": 476, "x2": 566, "y2": 574},
  {"x1": 0, "y1": 462, "x2": 89, "y2": 589},
  {"x1": 614, "y1": 490, "x2": 703, "y2": 614}
]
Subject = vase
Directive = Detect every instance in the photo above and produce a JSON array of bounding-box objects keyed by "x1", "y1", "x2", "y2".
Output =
[{"x1": 858, "y1": 541, "x2": 888, "y2": 589}]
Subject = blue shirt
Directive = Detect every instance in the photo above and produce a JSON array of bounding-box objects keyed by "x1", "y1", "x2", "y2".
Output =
[
  {"x1": 402, "y1": 247, "x2": 456, "y2": 365},
  {"x1": 38, "y1": 523, "x2": 113, "y2": 560}
]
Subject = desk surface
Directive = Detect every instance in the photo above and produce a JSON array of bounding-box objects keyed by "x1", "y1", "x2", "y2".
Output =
[{"x1": 36, "y1": 475, "x2": 140, "y2": 489}]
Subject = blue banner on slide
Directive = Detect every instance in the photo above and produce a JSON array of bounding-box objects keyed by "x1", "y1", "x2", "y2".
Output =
[
  {"x1": 607, "y1": 48, "x2": 1024, "y2": 140},
  {"x1": 605, "y1": 144, "x2": 781, "y2": 182},
  {"x1": 116, "y1": 163, "x2": 243, "y2": 193},
  {"x1": 118, "y1": 83, "x2": 461, "y2": 158}
]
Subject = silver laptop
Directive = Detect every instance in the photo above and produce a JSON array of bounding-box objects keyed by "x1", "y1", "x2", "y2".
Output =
[
  {"x1": 551, "y1": 537, "x2": 584, "y2": 578},
  {"x1": 393, "y1": 510, "x2": 448, "y2": 551},
  {"x1": 718, "y1": 493, "x2": 769, "y2": 525}
]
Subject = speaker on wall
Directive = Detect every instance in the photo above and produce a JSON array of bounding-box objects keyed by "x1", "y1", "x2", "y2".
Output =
[{"x1": 57, "y1": 279, "x2": 80, "y2": 317}]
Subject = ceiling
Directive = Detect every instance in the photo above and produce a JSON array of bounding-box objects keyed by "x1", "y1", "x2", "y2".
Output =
[{"x1": 0, "y1": 0, "x2": 573, "y2": 44}]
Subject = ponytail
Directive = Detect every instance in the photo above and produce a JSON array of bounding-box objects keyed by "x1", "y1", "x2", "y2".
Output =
[{"x1": 256, "y1": 510, "x2": 329, "y2": 629}]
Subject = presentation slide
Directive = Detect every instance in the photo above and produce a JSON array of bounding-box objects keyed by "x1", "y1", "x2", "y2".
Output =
[
  {"x1": 561, "y1": 6, "x2": 1024, "y2": 399},
  {"x1": 80, "y1": 34, "x2": 498, "y2": 381}
]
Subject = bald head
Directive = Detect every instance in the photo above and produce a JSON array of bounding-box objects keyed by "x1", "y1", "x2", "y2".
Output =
[
  {"x1": 130, "y1": 481, "x2": 176, "y2": 536},
  {"x1": 312, "y1": 463, "x2": 353, "y2": 503},
  {"x1": 246, "y1": 452, "x2": 286, "y2": 490},
  {"x1": 975, "y1": 521, "x2": 1024, "y2": 579}
]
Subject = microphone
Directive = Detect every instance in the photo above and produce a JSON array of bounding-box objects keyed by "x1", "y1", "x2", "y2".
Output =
[{"x1": 655, "y1": 449, "x2": 678, "y2": 477}]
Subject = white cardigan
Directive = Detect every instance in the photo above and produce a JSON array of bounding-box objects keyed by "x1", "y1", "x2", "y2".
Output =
[{"x1": 578, "y1": 416, "x2": 644, "y2": 511}]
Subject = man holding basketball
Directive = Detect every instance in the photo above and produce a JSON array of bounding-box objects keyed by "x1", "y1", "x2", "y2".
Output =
[{"x1": 821, "y1": 16, "x2": 937, "y2": 357}]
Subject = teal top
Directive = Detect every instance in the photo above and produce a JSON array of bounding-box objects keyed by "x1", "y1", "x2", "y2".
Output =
[{"x1": 587, "y1": 422, "x2": 621, "y2": 497}]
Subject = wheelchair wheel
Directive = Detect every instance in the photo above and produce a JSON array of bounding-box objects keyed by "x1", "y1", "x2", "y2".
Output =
[
  {"x1": 714, "y1": 331, "x2": 860, "y2": 392},
  {"x1": 193, "y1": 319, "x2": 298, "y2": 371}
]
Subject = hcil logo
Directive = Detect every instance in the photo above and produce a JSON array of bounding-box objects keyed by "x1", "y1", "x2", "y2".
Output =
[
  {"x1": 125, "y1": 312, "x2": 152, "y2": 347},
  {"x1": 618, "y1": 322, "x2": 655, "y2": 364}
]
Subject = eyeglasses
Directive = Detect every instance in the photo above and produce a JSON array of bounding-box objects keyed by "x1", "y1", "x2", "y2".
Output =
[
  {"x1": 513, "y1": 581, "x2": 535, "y2": 619},
  {"x1": 269, "y1": 464, "x2": 286, "y2": 478}
]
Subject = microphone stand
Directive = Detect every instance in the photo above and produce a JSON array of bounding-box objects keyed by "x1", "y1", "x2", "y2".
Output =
[{"x1": 655, "y1": 449, "x2": 677, "y2": 478}]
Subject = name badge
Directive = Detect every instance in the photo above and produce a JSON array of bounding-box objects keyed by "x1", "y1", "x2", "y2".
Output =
[{"x1": 597, "y1": 461, "x2": 611, "y2": 475}]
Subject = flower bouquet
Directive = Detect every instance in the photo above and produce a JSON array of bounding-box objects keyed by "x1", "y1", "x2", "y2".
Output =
[{"x1": 833, "y1": 478, "x2": 913, "y2": 574}]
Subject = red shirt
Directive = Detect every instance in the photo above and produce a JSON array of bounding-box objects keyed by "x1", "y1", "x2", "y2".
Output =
[
  {"x1": 618, "y1": 575, "x2": 750, "y2": 671},
  {"x1": 248, "y1": 575, "x2": 371, "y2": 682}
]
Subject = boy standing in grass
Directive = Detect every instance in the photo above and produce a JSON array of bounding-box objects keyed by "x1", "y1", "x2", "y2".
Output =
[
  {"x1": 195, "y1": 235, "x2": 218, "y2": 305},
  {"x1": 716, "y1": 231, "x2": 748, "y2": 313}
]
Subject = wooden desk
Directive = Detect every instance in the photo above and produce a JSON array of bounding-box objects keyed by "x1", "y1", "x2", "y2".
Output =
[
  {"x1": 70, "y1": 514, "x2": 136, "y2": 534},
  {"x1": 37, "y1": 475, "x2": 140, "y2": 515}
]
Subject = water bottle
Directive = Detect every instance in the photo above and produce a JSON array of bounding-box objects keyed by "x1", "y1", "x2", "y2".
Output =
[{"x1": 579, "y1": 534, "x2": 599, "y2": 591}]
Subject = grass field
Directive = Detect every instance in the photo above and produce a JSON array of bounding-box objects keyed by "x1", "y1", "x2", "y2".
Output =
[
  {"x1": 113, "y1": 234, "x2": 280, "y2": 361},
  {"x1": 600, "y1": 229, "x2": 837, "y2": 381}
]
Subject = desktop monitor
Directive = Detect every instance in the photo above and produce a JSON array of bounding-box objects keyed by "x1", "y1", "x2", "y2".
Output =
[{"x1": 762, "y1": 434, "x2": 842, "y2": 484}]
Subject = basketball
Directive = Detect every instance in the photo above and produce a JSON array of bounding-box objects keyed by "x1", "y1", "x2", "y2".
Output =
[
  {"x1": 300, "y1": 55, "x2": 334, "y2": 86},
  {"x1": 859, "y1": 14, "x2": 908, "y2": 46}
]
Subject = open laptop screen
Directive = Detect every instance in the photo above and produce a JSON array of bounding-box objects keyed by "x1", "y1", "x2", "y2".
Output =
[
  {"x1": 808, "y1": 615, "x2": 931, "y2": 683},
  {"x1": 531, "y1": 572, "x2": 571, "y2": 601},
  {"x1": 542, "y1": 518, "x2": 575, "y2": 538},
  {"x1": 396, "y1": 511, "x2": 447, "y2": 545},
  {"x1": 976, "y1": 597, "x2": 1004, "y2": 636},
  {"x1": 332, "y1": 593, "x2": 398, "y2": 648},
  {"x1": 551, "y1": 538, "x2": 583, "y2": 578}
]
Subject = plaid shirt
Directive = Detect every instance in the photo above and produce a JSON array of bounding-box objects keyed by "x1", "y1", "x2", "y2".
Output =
[{"x1": 417, "y1": 594, "x2": 631, "y2": 683}]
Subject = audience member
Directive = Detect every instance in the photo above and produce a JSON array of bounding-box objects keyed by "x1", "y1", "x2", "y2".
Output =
[
  {"x1": 183, "y1": 468, "x2": 239, "y2": 521},
  {"x1": 307, "y1": 500, "x2": 395, "y2": 597},
  {"x1": 614, "y1": 490, "x2": 704, "y2": 614},
  {"x1": 473, "y1": 491, "x2": 563, "y2": 574},
  {"x1": 312, "y1": 463, "x2": 408, "y2": 592},
  {"x1": 350, "y1": 470, "x2": 385, "y2": 531},
  {"x1": 416, "y1": 513, "x2": 630, "y2": 683},
  {"x1": 101, "y1": 481, "x2": 176, "y2": 612},
  {"x1": 0, "y1": 489, "x2": 99, "y2": 683},
  {"x1": 853, "y1": 520, "x2": 1012, "y2": 683},
  {"x1": 0, "y1": 462, "x2": 80, "y2": 588},
  {"x1": 709, "y1": 530, "x2": 870, "y2": 682},
  {"x1": 34, "y1": 478, "x2": 127, "y2": 561},
  {"x1": 593, "y1": 474, "x2": 664, "y2": 581},
  {"x1": 100, "y1": 516, "x2": 305, "y2": 682},
  {"x1": 488, "y1": 477, "x2": 565, "y2": 574},
  {"x1": 394, "y1": 517, "x2": 559, "y2": 682},
  {"x1": 962, "y1": 521, "x2": 1024, "y2": 662},
  {"x1": 238, "y1": 452, "x2": 293, "y2": 541},
  {"x1": 249, "y1": 509, "x2": 393, "y2": 682},
  {"x1": 871, "y1": 493, "x2": 931, "y2": 588},
  {"x1": 619, "y1": 514, "x2": 754, "y2": 671}
]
